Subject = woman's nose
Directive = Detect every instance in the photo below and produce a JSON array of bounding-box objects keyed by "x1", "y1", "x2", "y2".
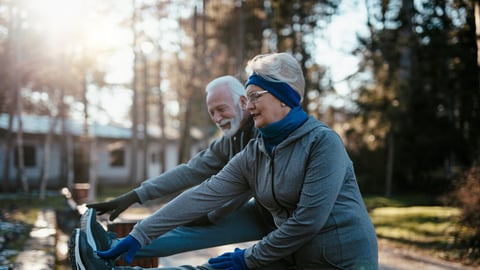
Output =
[{"x1": 245, "y1": 101, "x2": 255, "y2": 110}]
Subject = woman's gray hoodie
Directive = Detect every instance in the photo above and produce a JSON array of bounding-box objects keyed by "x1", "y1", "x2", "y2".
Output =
[{"x1": 130, "y1": 117, "x2": 378, "y2": 269}]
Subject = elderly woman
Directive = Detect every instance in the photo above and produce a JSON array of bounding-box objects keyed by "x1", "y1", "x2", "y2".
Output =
[{"x1": 82, "y1": 52, "x2": 378, "y2": 270}]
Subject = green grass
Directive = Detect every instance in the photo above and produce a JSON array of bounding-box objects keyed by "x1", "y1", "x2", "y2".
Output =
[
  {"x1": 1, "y1": 195, "x2": 65, "y2": 223},
  {"x1": 363, "y1": 193, "x2": 440, "y2": 209},
  {"x1": 365, "y1": 195, "x2": 479, "y2": 266},
  {"x1": 370, "y1": 206, "x2": 461, "y2": 246}
]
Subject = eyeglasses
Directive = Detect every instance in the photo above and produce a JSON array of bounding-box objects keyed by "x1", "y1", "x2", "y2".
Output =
[{"x1": 246, "y1": 90, "x2": 269, "y2": 104}]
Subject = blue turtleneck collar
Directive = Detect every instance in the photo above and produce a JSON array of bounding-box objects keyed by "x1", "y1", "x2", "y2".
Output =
[{"x1": 258, "y1": 106, "x2": 308, "y2": 154}]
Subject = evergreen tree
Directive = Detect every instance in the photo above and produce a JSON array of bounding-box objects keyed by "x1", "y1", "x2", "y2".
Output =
[{"x1": 350, "y1": 0, "x2": 479, "y2": 195}]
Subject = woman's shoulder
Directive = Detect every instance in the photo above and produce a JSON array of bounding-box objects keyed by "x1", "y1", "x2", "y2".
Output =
[
  {"x1": 298, "y1": 116, "x2": 332, "y2": 134},
  {"x1": 300, "y1": 117, "x2": 344, "y2": 142}
]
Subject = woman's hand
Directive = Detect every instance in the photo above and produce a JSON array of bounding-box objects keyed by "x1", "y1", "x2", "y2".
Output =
[
  {"x1": 208, "y1": 248, "x2": 248, "y2": 270},
  {"x1": 96, "y1": 235, "x2": 141, "y2": 264}
]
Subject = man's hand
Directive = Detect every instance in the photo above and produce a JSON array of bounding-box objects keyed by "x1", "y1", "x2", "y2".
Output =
[
  {"x1": 97, "y1": 235, "x2": 141, "y2": 264},
  {"x1": 87, "y1": 190, "x2": 140, "y2": 221},
  {"x1": 208, "y1": 248, "x2": 248, "y2": 270}
]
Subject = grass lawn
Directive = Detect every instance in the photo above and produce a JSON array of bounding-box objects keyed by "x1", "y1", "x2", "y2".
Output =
[{"x1": 364, "y1": 194, "x2": 479, "y2": 266}]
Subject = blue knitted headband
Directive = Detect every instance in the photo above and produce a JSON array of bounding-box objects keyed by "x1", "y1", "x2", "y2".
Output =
[{"x1": 245, "y1": 73, "x2": 301, "y2": 108}]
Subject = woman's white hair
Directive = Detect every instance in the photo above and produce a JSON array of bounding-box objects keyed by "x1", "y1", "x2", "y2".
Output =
[
  {"x1": 205, "y1": 75, "x2": 246, "y2": 105},
  {"x1": 246, "y1": 53, "x2": 305, "y2": 101}
]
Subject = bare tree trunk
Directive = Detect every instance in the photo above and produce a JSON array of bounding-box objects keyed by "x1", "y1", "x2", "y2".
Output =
[
  {"x1": 15, "y1": 93, "x2": 28, "y2": 195},
  {"x1": 13, "y1": 29, "x2": 28, "y2": 195},
  {"x1": 39, "y1": 115, "x2": 59, "y2": 201},
  {"x1": 2, "y1": 0, "x2": 16, "y2": 193},
  {"x1": 384, "y1": 0, "x2": 414, "y2": 196},
  {"x1": 179, "y1": 91, "x2": 193, "y2": 164},
  {"x1": 2, "y1": 92, "x2": 14, "y2": 192},
  {"x1": 235, "y1": 0, "x2": 245, "y2": 76},
  {"x1": 475, "y1": 0, "x2": 480, "y2": 165},
  {"x1": 178, "y1": 4, "x2": 198, "y2": 164},
  {"x1": 66, "y1": 134, "x2": 75, "y2": 190},
  {"x1": 88, "y1": 136, "x2": 97, "y2": 202},
  {"x1": 142, "y1": 54, "x2": 149, "y2": 180},
  {"x1": 129, "y1": 0, "x2": 139, "y2": 186},
  {"x1": 156, "y1": 52, "x2": 166, "y2": 173},
  {"x1": 59, "y1": 89, "x2": 69, "y2": 188},
  {"x1": 476, "y1": 0, "x2": 480, "y2": 67},
  {"x1": 81, "y1": 73, "x2": 90, "y2": 184},
  {"x1": 385, "y1": 131, "x2": 394, "y2": 197},
  {"x1": 200, "y1": 0, "x2": 210, "y2": 150},
  {"x1": 59, "y1": 88, "x2": 75, "y2": 191}
]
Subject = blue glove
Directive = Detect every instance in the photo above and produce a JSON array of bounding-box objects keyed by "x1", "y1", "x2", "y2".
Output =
[
  {"x1": 96, "y1": 235, "x2": 141, "y2": 264},
  {"x1": 208, "y1": 248, "x2": 248, "y2": 270}
]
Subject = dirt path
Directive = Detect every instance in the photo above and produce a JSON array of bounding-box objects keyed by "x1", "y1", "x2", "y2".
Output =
[
  {"x1": 157, "y1": 239, "x2": 477, "y2": 269},
  {"x1": 114, "y1": 205, "x2": 479, "y2": 269},
  {"x1": 377, "y1": 239, "x2": 477, "y2": 270}
]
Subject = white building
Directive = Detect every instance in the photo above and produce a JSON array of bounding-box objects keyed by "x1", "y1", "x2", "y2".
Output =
[{"x1": 0, "y1": 113, "x2": 203, "y2": 190}]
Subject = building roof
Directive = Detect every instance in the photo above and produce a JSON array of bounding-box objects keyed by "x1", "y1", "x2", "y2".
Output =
[{"x1": 0, "y1": 113, "x2": 179, "y2": 140}]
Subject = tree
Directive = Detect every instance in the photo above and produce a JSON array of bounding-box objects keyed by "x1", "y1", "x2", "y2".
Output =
[
  {"x1": 349, "y1": 0, "x2": 479, "y2": 195},
  {"x1": 1, "y1": 0, "x2": 122, "y2": 195}
]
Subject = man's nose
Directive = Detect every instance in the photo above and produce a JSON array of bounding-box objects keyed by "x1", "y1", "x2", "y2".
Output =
[{"x1": 213, "y1": 113, "x2": 222, "y2": 123}]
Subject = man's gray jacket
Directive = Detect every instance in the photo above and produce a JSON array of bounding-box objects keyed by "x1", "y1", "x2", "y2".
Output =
[{"x1": 134, "y1": 117, "x2": 256, "y2": 222}]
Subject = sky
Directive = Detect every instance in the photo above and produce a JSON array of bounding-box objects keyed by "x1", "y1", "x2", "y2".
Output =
[{"x1": 314, "y1": 1, "x2": 369, "y2": 98}]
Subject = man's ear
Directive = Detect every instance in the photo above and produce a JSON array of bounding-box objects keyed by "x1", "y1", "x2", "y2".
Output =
[{"x1": 240, "y1": 95, "x2": 247, "y2": 109}]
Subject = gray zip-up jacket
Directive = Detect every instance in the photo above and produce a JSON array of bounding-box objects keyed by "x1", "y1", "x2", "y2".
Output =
[
  {"x1": 134, "y1": 117, "x2": 257, "y2": 223},
  {"x1": 131, "y1": 117, "x2": 378, "y2": 268}
]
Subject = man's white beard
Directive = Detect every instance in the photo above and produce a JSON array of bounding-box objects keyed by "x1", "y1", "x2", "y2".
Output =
[
  {"x1": 218, "y1": 115, "x2": 241, "y2": 137},
  {"x1": 217, "y1": 104, "x2": 243, "y2": 137}
]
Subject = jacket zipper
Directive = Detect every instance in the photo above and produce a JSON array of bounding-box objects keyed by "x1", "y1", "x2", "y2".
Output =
[
  {"x1": 270, "y1": 150, "x2": 290, "y2": 218},
  {"x1": 270, "y1": 150, "x2": 297, "y2": 268}
]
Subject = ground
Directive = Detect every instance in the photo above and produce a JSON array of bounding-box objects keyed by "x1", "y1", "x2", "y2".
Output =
[
  {"x1": 4, "y1": 202, "x2": 478, "y2": 269},
  {"x1": 156, "y1": 238, "x2": 477, "y2": 269}
]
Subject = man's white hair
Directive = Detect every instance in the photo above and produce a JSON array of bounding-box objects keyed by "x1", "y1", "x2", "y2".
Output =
[{"x1": 205, "y1": 75, "x2": 246, "y2": 105}]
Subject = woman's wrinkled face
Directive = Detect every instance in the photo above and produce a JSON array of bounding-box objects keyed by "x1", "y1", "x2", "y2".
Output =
[{"x1": 245, "y1": 85, "x2": 290, "y2": 128}]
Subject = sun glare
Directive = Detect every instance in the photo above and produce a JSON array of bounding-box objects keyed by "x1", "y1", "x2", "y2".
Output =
[
  {"x1": 17, "y1": 0, "x2": 136, "y2": 124},
  {"x1": 27, "y1": 0, "x2": 85, "y2": 35},
  {"x1": 24, "y1": 0, "x2": 130, "y2": 52}
]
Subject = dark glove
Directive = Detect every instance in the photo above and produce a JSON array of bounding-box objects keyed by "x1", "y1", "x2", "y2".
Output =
[
  {"x1": 97, "y1": 235, "x2": 141, "y2": 264},
  {"x1": 87, "y1": 190, "x2": 140, "y2": 221},
  {"x1": 208, "y1": 248, "x2": 248, "y2": 270}
]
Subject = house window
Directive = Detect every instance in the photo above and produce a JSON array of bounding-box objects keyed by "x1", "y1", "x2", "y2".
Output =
[
  {"x1": 109, "y1": 148, "x2": 125, "y2": 167},
  {"x1": 14, "y1": 145, "x2": 36, "y2": 167},
  {"x1": 151, "y1": 152, "x2": 160, "y2": 164}
]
